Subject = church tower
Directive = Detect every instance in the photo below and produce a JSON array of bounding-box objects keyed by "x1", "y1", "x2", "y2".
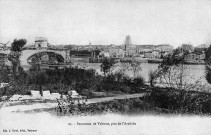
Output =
[{"x1": 124, "y1": 35, "x2": 132, "y2": 50}]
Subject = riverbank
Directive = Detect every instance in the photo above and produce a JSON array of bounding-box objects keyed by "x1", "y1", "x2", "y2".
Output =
[
  {"x1": 148, "y1": 58, "x2": 205, "y2": 65},
  {"x1": 87, "y1": 57, "x2": 205, "y2": 65}
]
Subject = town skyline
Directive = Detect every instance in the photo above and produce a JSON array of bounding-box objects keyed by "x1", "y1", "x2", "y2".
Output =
[{"x1": 1, "y1": 0, "x2": 211, "y2": 47}]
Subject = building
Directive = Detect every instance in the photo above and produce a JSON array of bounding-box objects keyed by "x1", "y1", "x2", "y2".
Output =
[
  {"x1": 108, "y1": 47, "x2": 124, "y2": 58},
  {"x1": 152, "y1": 50, "x2": 161, "y2": 58},
  {"x1": 124, "y1": 46, "x2": 137, "y2": 57},
  {"x1": 144, "y1": 50, "x2": 161, "y2": 58},
  {"x1": 124, "y1": 35, "x2": 132, "y2": 50},
  {"x1": 181, "y1": 44, "x2": 194, "y2": 52},
  {"x1": 35, "y1": 37, "x2": 48, "y2": 48},
  {"x1": 99, "y1": 51, "x2": 110, "y2": 58},
  {"x1": 69, "y1": 50, "x2": 92, "y2": 58},
  {"x1": 144, "y1": 51, "x2": 153, "y2": 58},
  {"x1": 19, "y1": 37, "x2": 71, "y2": 70},
  {"x1": 185, "y1": 51, "x2": 205, "y2": 63},
  {"x1": 196, "y1": 44, "x2": 210, "y2": 49},
  {"x1": 21, "y1": 50, "x2": 67, "y2": 66},
  {"x1": 123, "y1": 35, "x2": 137, "y2": 57},
  {"x1": 154, "y1": 44, "x2": 174, "y2": 52}
]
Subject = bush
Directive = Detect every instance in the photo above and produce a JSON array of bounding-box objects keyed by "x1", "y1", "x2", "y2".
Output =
[
  {"x1": 3, "y1": 64, "x2": 146, "y2": 96},
  {"x1": 100, "y1": 58, "x2": 116, "y2": 76},
  {"x1": 126, "y1": 76, "x2": 145, "y2": 93},
  {"x1": 77, "y1": 89, "x2": 95, "y2": 99},
  {"x1": 27, "y1": 67, "x2": 101, "y2": 94},
  {"x1": 205, "y1": 44, "x2": 211, "y2": 84},
  {"x1": 119, "y1": 85, "x2": 131, "y2": 93},
  {"x1": 96, "y1": 74, "x2": 145, "y2": 93},
  {"x1": 148, "y1": 70, "x2": 157, "y2": 87},
  {"x1": 60, "y1": 97, "x2": 164, "y2": 116},
  {"x1": 133, "y1": 76, "x2": 145, "y2": 86},
  {"x1": 148, "y1": 87, "x2": 211, "y2": 114},
  {"x1": 3, "y1": 84, "x2": 29, "y2": 96},
  {"x1": 97, "y1": 80, "x2": 130, "y2": 93},
  {"x1": 96, "y1": 73, "x2": 134, "y2": 93}
]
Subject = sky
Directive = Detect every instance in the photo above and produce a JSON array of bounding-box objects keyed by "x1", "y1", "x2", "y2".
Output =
[{"x1": 0, "y1": 0, "x2": 211, "y2": 47}]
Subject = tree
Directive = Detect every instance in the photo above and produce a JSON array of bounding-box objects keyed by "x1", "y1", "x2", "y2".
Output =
[
  {"x1": 28, "y1": 70, "x2": 48, "y2": 97},
  {"x1": 0, "y1": 65, "x2": 11, "y2": 83},
  {"x1": 8, "y1": 39, "x2": 27, "y2": 77},
  {"x1": 128, "y1": 60, "x2": 142, "y2": 78},
  {"x1": 28, "y1": 60, "x2": 47, "y2": 96},
  {"x1": 148, "y1": 70, "x2": 157, "y2": 87},
  {"x1": 154, "y1": 47, "x2": 205, "y2": 90},
  {"x1": 10, "y1": 39, "x2": 27, "y2": 52},
  {"x1": 35, "y1": 71, "x2": 48, "y2": 96},
  {"x1": 154, "y1": 48, "x2": 193, "y2": 89},
  {"x1": 205, "y1": 44, "x2": 211, "y2": 84},
  {"x1": 120, "y1": 59, "x2": 142, "y2": 78},
  {"x1": 100, "y1": 58, "x2": 116, "y2": 76}
]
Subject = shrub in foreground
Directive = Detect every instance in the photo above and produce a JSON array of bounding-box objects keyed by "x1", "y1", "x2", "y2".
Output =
[{"x1": 148, "y1": 87, "x2": 211, "y2": 114}]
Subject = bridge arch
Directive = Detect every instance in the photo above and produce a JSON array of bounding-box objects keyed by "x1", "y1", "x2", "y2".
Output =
[{"x1": 20, "y1": 50, "x2": 66, "y2": 66}]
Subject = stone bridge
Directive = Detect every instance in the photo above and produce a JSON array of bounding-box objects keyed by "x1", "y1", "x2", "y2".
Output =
[{"x1": 20, "y1": 49, "x2": 70, "y2": 67}]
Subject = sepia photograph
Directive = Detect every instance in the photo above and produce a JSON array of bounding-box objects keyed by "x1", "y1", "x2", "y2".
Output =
[{"x1": 0, "y1": 0, "x2": 211, "y2": 134}]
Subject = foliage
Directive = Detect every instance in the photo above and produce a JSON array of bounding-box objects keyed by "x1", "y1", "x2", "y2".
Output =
[
  {"x1": 148, "y1": 87, "x2": 211, "y2": 114},
  {"x1": 0, "y1": 65, "x2": 29, "y2": 96},
  {"x1": 159, "y1": 65, "x2": 188, "y2": 89},
  {"x1": 97, "y1": 73, "x2": 129, "y2": 92},
  {"x1": 148, "y1": 70, "x2": 157, "y2": 87},
  {"x1": 181, "y1": 44, "x2": 194, "y2": 52},
  {"x1": 14, "y1": 67, "x2": 28, "y2": 85},
  {"x1": 129, "y1": 61, "x2": 142, "y2": 78},
  {"x1": 44, "y1": 67, "x2": 100, "y2": 94},
  {"x1": 0, "y1": 65, "x2": 11, "y2": 83},
  {"x1": 15, "y1": 66, "x2": 101, "y2": 96},
  {"x1": 28, "y1": 71, "x2": 48, "y2": 86},
  {"x1": 97, "y1": 79, "x2": 129, "y2": 93},
  {"x1": 133, "y1": 77, "x2": 145, "y2": 86},
  {"x1": 2, "y1": 62, "x2": 146, "y2": 97},
  {"x1": 58, "y1": 96, "x2": 208, "y2": 116},
  {"x1": 28, "y1": 62, "x2": 46, "y2": 96},
  {"x1": 100, "y1": 58, "x2": 116, "y2": 76},
  {"x1": 96, "y1": 72, "x2": 145, "y2": 93},
  {"x1": 10, "y1": 39, "x2": 27, "y2": 52},
  {"x1": 153, "y1": 48, "x2": 197, "y2": 89},
  {"x1": 130, "y1": 77, "x2": 145, "y2": 92},
  {"x1": 120, "y1": 60, "x2": 142, "y2": 78},
  {"x1": 159, "y1": 48, "x2": 186, "y2": 70},
  {"x1": 28, "y1": 70, "x2": 48, "y2": 96},
  {"x1": 205, "y1": 66, "x2": 211, "y2": 84},
  {"x1": 8, "y1": 39, "x2": 27, "y2": 77},
  {"x1": 205, "y1": 44, "x2": 211, "y2": 84},
  {"x1": 80, "y1": 98, "x2": 155, "y2": 115}
]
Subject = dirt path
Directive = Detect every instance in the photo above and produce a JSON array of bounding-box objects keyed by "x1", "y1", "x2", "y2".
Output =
[
  {"x1": 0, "y1": 93, "x2": 146, "y2": 113},
  {"x1": 87, "y1": 93, "x2": 146, "y2": 104}
]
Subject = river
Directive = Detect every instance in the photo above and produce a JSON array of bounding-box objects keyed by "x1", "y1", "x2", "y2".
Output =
[{"x1": 81, "y1": 63, "x2": 207, "y2": 85}]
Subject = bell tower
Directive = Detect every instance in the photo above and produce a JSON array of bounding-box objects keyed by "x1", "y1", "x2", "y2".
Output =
[{"x1": 124, "y1": 35, "x2": 132, "y2": 50}]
